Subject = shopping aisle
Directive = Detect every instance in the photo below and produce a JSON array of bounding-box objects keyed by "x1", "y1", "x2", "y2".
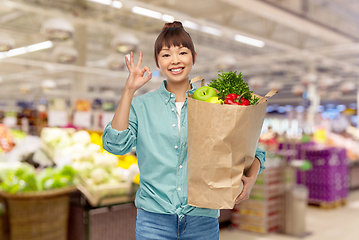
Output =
[{"x1": 220, "y1": 190, "x2": 359, "y2": 240}]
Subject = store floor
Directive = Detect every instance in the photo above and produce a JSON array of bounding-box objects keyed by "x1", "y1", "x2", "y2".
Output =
[{"x1": 219, "y1": 190, "x2": 359, "y2": 240}]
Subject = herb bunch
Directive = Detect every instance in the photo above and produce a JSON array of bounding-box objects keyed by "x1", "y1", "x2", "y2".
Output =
[{"x1": 208, "y1": 71, "x2": 260, "y2": 105}]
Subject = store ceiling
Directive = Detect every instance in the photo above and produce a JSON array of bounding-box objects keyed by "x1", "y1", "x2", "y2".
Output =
[{"x1": 1, "y1": 0, "x2": 359, "y2": 106}]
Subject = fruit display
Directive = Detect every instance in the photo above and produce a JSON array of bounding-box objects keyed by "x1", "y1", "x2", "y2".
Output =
[
  {"x1": 0, "y1": 162, "x2": 76, "y2": 194},
  {"x1": 39, "y1": 128, "x2": 139, "y2": 184},
  {"x1": 0, "y1": 124, "x2": 16, "y2": 153},
  {"x1": 38, "y1": 128, "x2": 140, "y2": 205}
]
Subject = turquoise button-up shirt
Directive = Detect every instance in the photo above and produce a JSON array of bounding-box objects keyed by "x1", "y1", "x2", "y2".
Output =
[{"x1": 102, "y1": 80, "x2": 266, "y2": 219}]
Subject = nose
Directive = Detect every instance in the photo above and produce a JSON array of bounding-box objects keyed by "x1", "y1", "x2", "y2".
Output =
[{"x1": 171, "y1": 55, "x2": 180, "y2": 64}]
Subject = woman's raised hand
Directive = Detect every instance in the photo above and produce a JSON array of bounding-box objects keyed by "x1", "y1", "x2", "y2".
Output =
[{"x1": 124, "y1": 51, "x2": 152, "y2": 92}]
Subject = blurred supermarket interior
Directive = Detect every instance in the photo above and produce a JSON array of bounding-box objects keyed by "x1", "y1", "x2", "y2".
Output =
[{"x1": 1, "y1": 0, "x2": 359, "y2": 239}]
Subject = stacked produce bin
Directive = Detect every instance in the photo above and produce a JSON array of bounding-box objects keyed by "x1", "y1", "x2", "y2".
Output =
[
  {"x1": 279, "y1": 140, "x2": 349, "y2": 207},
  {"x1": 231, "y1": 157, "x2": 284, "y2": 234},
  {"x1": 299, "y1": 147, "x2": 348, "y2": 206}
]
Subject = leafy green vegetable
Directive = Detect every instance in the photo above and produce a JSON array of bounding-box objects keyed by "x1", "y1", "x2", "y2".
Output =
[
  {"x1": 208, "y1": 71, "x2": 260, "y2": 105},
  {"x1": 0, "y1": 163, "x2": 77, "y2": 193}
]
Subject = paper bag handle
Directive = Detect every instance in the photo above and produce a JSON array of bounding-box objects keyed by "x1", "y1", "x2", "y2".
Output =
[
  {"x1": 256, "y1": 89, "x2": 278, "y2": 104},
  {"x1": 190, "y1": 76, "x2": 205, "y2": 87}
]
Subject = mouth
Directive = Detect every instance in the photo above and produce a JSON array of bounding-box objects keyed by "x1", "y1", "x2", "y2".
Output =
[{"x1": 169, "y1": 67, "x2": 184, "y2": 75}]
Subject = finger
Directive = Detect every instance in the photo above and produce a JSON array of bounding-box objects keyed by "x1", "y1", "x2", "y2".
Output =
[
  {"x1": 142, "y1": 66, "x2": 151, "y2": 73},
  {"x1": 125, "y1": 56, "x2": 131, "y2": 70},
  {"x1": 130, "y1": 51, "x2": 135, "y2": 66},
  {"x1": 137, "y1": 51, "x2": 143, "y2": 69},
  {"x1": 235, "y1": 191, "x2": 248, "y2": 204},
  {"x1": 143, "y1": 70, "x2": 152, "y2": 82}
]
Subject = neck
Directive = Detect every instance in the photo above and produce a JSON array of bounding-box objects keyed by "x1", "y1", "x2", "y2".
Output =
[{"x1": 166, "y1": 78, "x2": 191, "y2": 102}]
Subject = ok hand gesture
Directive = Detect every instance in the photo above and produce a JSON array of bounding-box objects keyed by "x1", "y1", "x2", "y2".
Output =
[{"x1": 124, "y1": 51, "x2": 152, "y2": 92}]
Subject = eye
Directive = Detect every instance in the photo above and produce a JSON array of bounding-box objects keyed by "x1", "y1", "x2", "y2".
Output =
[
  {"x1": 180, "y1": 52, "x2": 187, "y2": 55},
  {"x1": 162, "y1": 54, "x2": 170, "y2": 57}
]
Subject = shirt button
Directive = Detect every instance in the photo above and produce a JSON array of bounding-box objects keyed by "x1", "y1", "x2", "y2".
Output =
[
  {"x1": 172, "y1": 124, "x2": 176, "y2": 127},
  {"x1": 178, "y1": 187, "x2": 181, "y2": 191},
  {"x1": 165, "y1": 99, "x2": 168, "y2": 102},
  {"x1": 179, "y1": 165, "x2": 183, "y2": 169},
  {"x1": 171, "y1": 94, "x2": 174, "y2": 97},
  {"x1": 172, "y1": 108, "x2": 174, "y2": 111},
  {"x1": 175, "y1": 145, "x2": 178, "y2": 149}
]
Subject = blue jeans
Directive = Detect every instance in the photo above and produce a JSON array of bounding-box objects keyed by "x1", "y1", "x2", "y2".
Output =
[{"x1": 136, "y1": 208, "x2": 219, "y2": 240}]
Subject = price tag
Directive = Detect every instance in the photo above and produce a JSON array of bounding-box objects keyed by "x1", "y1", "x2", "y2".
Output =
[
  {"x1": 73, "y1": 111, "x2": 92, "y2": 128},
  {"x1": 48, "y1": 111, "x2": 68, "y2": 127},
  {"x1": 101, "y1": 112, "x2": 114, "y2": 128}
]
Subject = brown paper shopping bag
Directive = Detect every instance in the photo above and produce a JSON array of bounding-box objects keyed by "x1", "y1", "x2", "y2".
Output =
[{"x1": 187, "y1": 76, "x2": 277, "y2": 209}]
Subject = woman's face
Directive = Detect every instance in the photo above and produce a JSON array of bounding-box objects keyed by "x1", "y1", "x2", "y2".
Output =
[{"x1": 157, "y1": 45, "x2": 195, "y2": 83}]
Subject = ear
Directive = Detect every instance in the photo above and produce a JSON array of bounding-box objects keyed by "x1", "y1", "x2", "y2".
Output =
[{"x1": 193, "y1": 52, "x2": 197, "y2": 65}]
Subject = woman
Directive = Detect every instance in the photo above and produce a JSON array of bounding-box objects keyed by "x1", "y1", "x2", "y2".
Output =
[{"x1": 102, "y1": 21, "x2": 266, "y2": 240}]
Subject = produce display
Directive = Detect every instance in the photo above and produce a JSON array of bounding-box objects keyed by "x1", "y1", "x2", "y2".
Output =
[
  {"x1": 39, "y1": 128, "x2": 139, "y2": 183},
  {"x1": 0, "y1": 124, "x2": 15, "y2": 153},
  {"x1": 192, "y1": 71, "x2": 260, "y2": 105},
  {"x1": 39, "y1": 128, "x2": 139, "y2": 204},
  {"x1": 0, "y1": 163, "x2": 76, "y2": 194}
]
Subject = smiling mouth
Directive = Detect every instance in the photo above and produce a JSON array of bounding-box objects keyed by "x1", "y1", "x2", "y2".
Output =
[{"x1": 169, "y1": 67, "x2": 184, "y2": 73}]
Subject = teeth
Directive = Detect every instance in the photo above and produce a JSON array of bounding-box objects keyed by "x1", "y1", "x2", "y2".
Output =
[{"x1": 170, "y1": 68, "x2": 183, "y2": 72}]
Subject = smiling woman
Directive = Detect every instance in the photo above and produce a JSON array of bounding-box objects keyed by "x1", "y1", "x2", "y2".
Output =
[
  {"x1": 154, "y1": 21, "x2": 196, "y2": 68},
  {"x1": 102, "y1": 20, "x2": 266, "y2": 240}
]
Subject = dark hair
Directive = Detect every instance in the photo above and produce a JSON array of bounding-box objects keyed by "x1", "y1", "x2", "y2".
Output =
[{"x1": 154, "y1": 21, "x2": 196, "y2": 68}]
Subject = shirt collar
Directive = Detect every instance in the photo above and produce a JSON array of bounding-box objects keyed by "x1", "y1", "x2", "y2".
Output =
[{"x1": 159, "y1": 80, "x2": 198, "y2": 104}]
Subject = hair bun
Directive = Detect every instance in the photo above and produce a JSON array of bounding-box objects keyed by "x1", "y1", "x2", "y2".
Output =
[{"x1": 162, "y1": 21, "x2": 183, "y2": 31}]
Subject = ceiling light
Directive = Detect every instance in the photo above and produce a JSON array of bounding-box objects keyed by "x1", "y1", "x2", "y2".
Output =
[
  {"x1": 200, "y1": 26, "x2": 222, "y2": 36},
  {"x1": 268, "y1": 81, "x2": 284, "y2": 91},
  {"x1": 215, "y1": 55, "x2": 236, "y2": 71},
  {"x1": 183, "y1": 21, "x2": 199, "y2": 30},
  {"x1": 53, "y1": 46, "x2": 78, "y2": 64},
  {"x1": 41, "y1": 18, "x2": 74, "y2": 41},
  {"x1": 291, "y1": 84, "x2": 305, "y2": 96},
  {"x1": 162, "y1": 14, "x2": 174, "y2": 22},
  {"x1": 6, "y1": 47, "x2": 27, "y2": 57},
  {"x1": 234, "y1": 34, "x2": 265, "y2": 48},
  {"x1": 340, "y1": 81, "x2": 356, "y2": 93},
  {"x1": 0, "y1": 41, "x2": 53, "y2": 59},
  {"x1": 248, "y1": 77, "x2": 264, "y2": 89},
  {"x1": 132, "y1": 6, "x2": 162, "y2": 19},
  {"x1": 87, "y1": 0, "x2": 122, "y2": 8},
  {"x1": 112, "y1": 1, "x2": 122, "y2": 9},
  {"x1": 111, "y1": 32, "x2": 139, "y2": 54},
  {"x1": 88, "y1": 0, "x2": 112, "y2": 4},
  {"x1": 27, "y1": 41, "x2": 53, "y2": 52}
]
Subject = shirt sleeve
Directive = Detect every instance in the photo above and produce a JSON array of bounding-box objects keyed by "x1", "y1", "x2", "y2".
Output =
[
  {"x1": 254, "y1": 146, "x2": 266, "y2": 174},
  {"x1": 102, "y1": 104, "x2": 138, "y2": 155}
]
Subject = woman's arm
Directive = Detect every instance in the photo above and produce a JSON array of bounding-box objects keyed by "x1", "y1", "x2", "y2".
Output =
[
  {"x1": 235, "y1": 147, "x2": 266, "y2": 204},
  {"x1": 111, "y1": 88, "x2": 135, "y2": 131},
  {"x1": 111, "y1": 51, "x2": 152, "y2": 131},
  {"x1": 235, "y1": 157, "x2": 260, "y2": 204}
]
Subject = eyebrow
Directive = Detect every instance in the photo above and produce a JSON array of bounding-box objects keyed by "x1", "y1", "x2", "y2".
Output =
[{"x1": 161, "y1": 46, "x2": 186, "y2": 51}]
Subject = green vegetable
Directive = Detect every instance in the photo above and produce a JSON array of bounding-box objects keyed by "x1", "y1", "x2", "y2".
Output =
[
  {"x1": 208, "y1": 71, "x2": 260, "y2": 105},
  {"x1": 0, "y1": 163, "x2": 77, "y2": 193}
]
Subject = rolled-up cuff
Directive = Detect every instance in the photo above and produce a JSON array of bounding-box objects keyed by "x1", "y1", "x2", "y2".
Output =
[
  {"x1": 102, "y1": 122, "x2": 136, "y2": 155},
  {"x1": 255, "y1": 148, "x2": 266, "y2": 174}
]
